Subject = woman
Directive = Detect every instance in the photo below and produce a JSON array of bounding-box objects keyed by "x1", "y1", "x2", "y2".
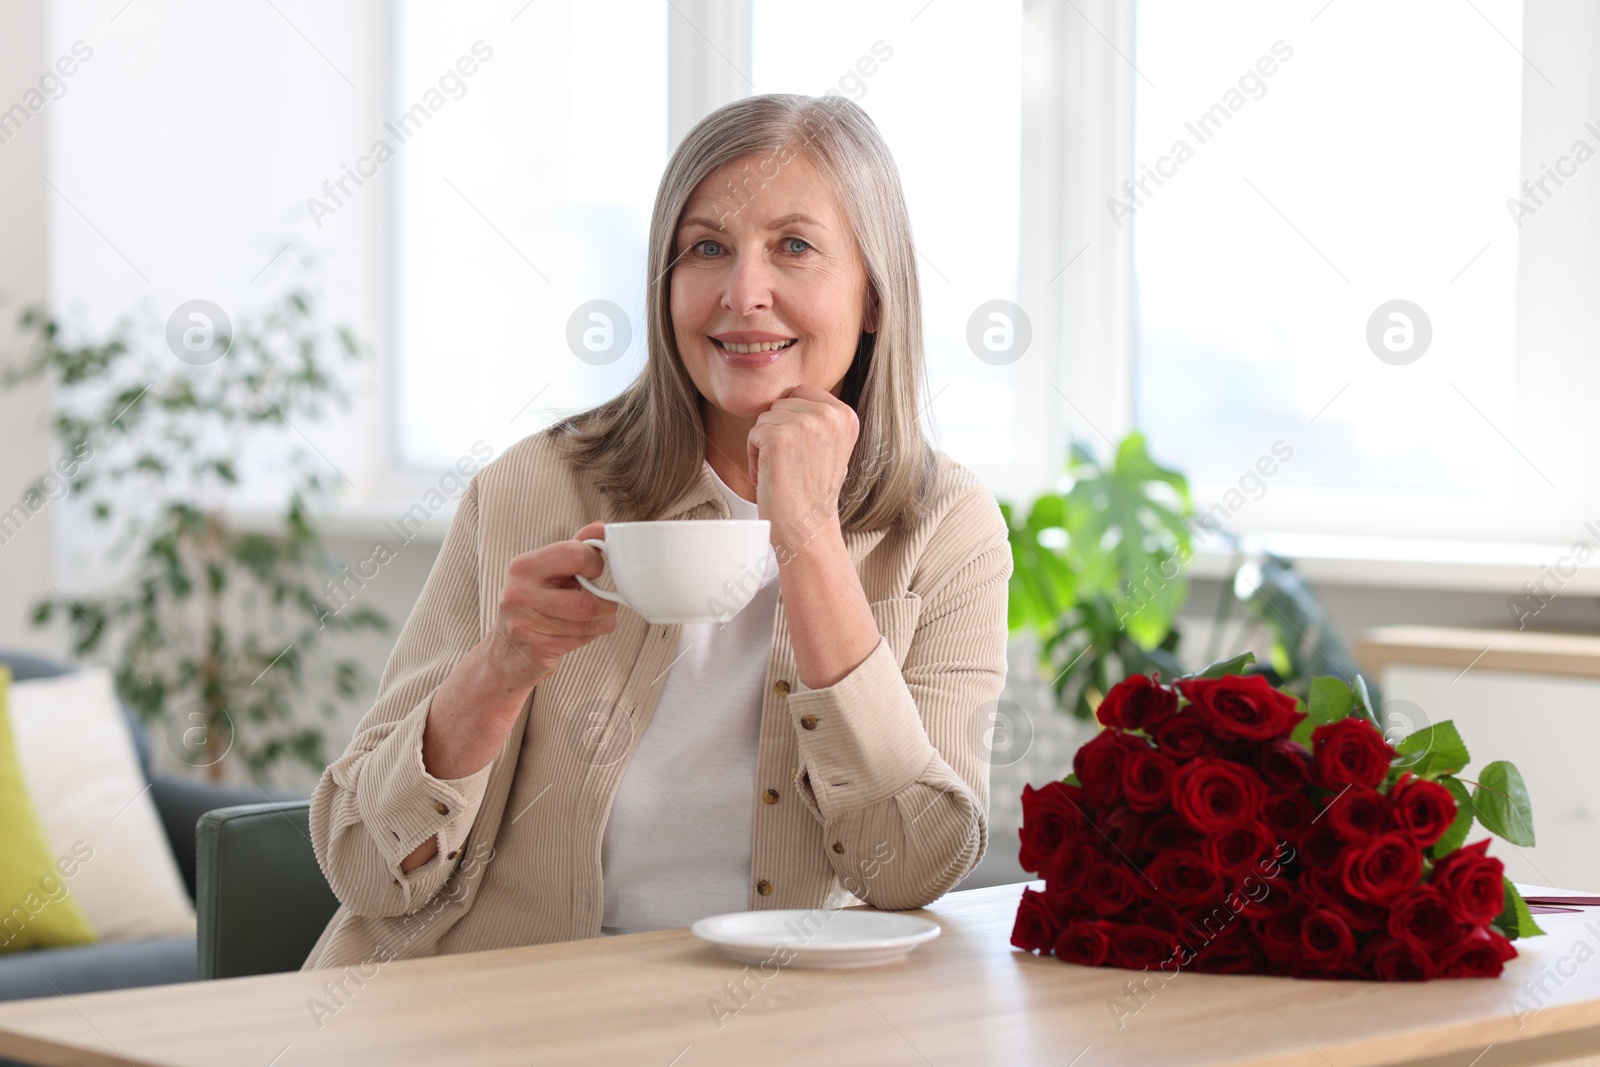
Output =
[{"x1": 303, "y1": 93, "x2": 1011, "y2": 968}]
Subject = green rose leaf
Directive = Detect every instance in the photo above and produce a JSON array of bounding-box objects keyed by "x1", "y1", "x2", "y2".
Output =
[
  {"x1": 1182, "y1": 652, "x2": 1256, "y2": 681},
  {"x1": 1290, "y1": 697, "x2": 1315, "y2": 747},
  {"x1": 1352, "y1": 674, "x2": 1379, "y2": 725},
  {"x1": 1393, "y1": 720, "x2": 1470, "y2": 779},
  {"x1": 1308, "y1": 676, "x2": 1354, "y2": 725},
  {"x1": 1431, "y1": 775, "x2": 1475, "y2": 857},
  {"x1": 1473, "y1": 761, "x2": 1536, "y2": 847},
  {"x1": 1495, "y1": 878, "x2": 1546, "y2": 941},
  {"x1": 1291, "y1": 676, "x2": 1353, "y2": 747}
]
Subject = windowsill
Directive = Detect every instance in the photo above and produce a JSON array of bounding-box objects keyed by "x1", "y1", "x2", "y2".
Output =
[
  {"x1": 229, "y1": 497, "x2": 462, "y2": 547},
  {"x1": 1189, "y1": 532, "x2": 1600, "y2": 596},
  {"x1": 233, "y1": 500, "x2": 1599, "y2": 595}
]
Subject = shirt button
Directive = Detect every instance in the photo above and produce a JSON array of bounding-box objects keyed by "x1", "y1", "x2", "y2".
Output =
[
  {"x1": 757, "y1": 879, "x2": 773, "y2": 896},
  {"x1": 447, "y1": 849, "x2": 460, "y2": 860},
  {"x1": 773, "y1": 679, "x2": 791, "y2": 696},
  {"x1": 800, "y1": 714, "x2": 818, "y2": 731},
  {"x1": 763, "y1": 788, "x2": 780, "y2": 805},
  {"x1": 832, "y1": 841, "x2": 845, "y2": 854},
  {"x1": 433, "y1": 800, "x2": 450, "y2": 815}
]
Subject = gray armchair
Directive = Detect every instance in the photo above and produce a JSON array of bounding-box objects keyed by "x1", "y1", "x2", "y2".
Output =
[
  {"x1": 0, "y1": 649, "x2": 298, "y2": 1003},
  {"x1": 197, "y1": 800, "x2": 339, "y2": 980}
]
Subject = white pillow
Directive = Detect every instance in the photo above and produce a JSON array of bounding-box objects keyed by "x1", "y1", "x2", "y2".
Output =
[{"x1": 8, "y1": 667, "x2": 196, "y2": 942}]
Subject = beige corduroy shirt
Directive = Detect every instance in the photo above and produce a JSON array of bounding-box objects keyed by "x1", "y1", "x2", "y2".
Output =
[{"x1": 302, "y1": 428, "x2": 1011, "y2": 971}]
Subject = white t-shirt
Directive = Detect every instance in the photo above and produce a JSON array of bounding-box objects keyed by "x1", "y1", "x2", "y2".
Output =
[{"x1": 599, "y1": 461, "x2": 779, "y2": 935}]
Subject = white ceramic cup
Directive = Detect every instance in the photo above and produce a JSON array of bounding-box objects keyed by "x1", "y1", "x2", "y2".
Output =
[{"x1": 574, "y1": 520, "x2": 773, "y2": 624}]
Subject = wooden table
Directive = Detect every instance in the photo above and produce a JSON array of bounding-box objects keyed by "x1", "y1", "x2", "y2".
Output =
[{"x1": 4, "y1": 881, "x2": 1600, "y2": 1066}]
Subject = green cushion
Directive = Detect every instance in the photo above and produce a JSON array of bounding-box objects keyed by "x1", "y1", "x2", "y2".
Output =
[{"x1": 0, "y1": 665, "x2": 98, "y2": 954}]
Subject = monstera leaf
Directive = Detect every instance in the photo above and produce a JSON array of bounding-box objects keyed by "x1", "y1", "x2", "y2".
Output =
[
  {"x1": 1003, "y1": 432, "x2": 1194, "y2": 716},
  {"x1": 1002, "y1": 433, "x2": 1361, "y2": 722},
  {"x1": 1058, "y1": 434, "x2": 1192, "y2": 648}
]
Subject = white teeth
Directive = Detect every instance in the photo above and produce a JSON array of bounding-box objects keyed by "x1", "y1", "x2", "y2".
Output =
[{"x1": 718, "y1": 339, "x2": 796, "y2": 355}]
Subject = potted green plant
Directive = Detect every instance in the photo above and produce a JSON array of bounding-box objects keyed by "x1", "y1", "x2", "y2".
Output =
[
  {"x1": 2, "y1": 282, "x2": 388, "y2": 782},
  {"x1": 1001, "y1": 432, "x2": 1371, "y2": 720}
]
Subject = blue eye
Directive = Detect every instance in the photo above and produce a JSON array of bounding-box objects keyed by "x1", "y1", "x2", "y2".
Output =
[
  {"x1": 783, "y1": 237, "x2": 811, "y2": 254},
  {"x1": 693, "y1": 239, "x2": 724, "y2": 257}
]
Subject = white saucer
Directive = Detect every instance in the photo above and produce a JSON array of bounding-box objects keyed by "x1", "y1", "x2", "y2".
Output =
[{"x1": 691, "y1": 909, "x2": 941, "y2": 969}]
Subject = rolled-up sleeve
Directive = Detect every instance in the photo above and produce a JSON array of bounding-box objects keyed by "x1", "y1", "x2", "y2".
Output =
[
  {"x1": 788, "y1": 479, "x2": 1011, "y2": 910},
  {"x1": 309, "y1": 477, "x2": 500, "y2": 918}
]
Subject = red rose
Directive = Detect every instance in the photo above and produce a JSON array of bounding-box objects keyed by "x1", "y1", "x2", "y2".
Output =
[
  {"x1": 1390, "y1": 774, "x2": 1458, "y2": 849},
  {"x1": 1011, "y1": 887, "x2": 1061, "y2": 954},
  {"x1": 1143, "y1": 814, "x2": 1205, "y2": 853},
  {"x1": 1362, "y1": 934, "x2": 1439, "y2": 981},
  {"x1": 1261, "y1": 790, "x2": 1317, "y2": 843},
  {"x1": 1446, "y1": 927, "x2": 1517, "y2": 977},
  {"x1": 1429, "y1": 839, "x2": 1506, "y2": 925},
  {"x1": 1244, "y1": 876, "x2": 1296, "y2": 917},
  {"x1": 1171, "y1": 758, "x2": 1267, "y2": 833},
  {"x1": 1192, "y1": 930, "x2": 1263, "y2": 974},
  {"x1": 1202, "y1": 821, "x2": 1276, "y2": 878},
  {"x1": 1053, "y1": 918, "x2": 1112, "y2": 966},
  {"x1": 1257, "y1": 737, "x2": 1314, "y2": 787},
  {"x1": 1122, "y1": 748, "x2": 1179, "y2": 813},
  {"x1": 1300, "y1": 821, "x2": 1345, "y2": 869},
  {"x1": 1388, "y1": 885, "x2": 1468, "y2": 954},
  {"x1": 1135, "y1": 900, "x2": 1185, "y2": 939},
  {"x1": 1106, "y1": 923, "x2": 1179, "y2": 970},
  {"x1": 1439, "y1": 925, "x2": 1517, "y2": 978},
  {"x1": 1253, "y1": 900, "x2": 1308, "y2": 964},
  {"x1": 1324, "y1": 786, "x2": 1390, "y2": 842},
  {"x1": 1018, "y1": 781, "x2": 1092, "y2": 874},
  {"x1": 1080, "y1": 860, "x2": 1140, "y2": 916},
  {"x1": 1074, "y1": 731, "x2": 1147, "y2": 807},
  {"x1": 1042, "y1": 840, "x2": 1098, "y2": 912},
  {"x1": 1100, "y1": 807, "x2": 1149, "y2": 857},
  {"x1": 1299, "y1": 906, "x2": 1357, "y2": 970},
  {"x1": 1302, "y1": 868, "x2": 1387, "y2": 932},
  {"x1": 1311, "y1": 718, "x2": 1395, "y2": 790},
  {"x1": 1177, "y1": 674, "x2": 1306, "y2": 741},
  {"x1": 1338, "y1": 832, "x2": 1424, "y2": 904},
  {"x1": 1146, "y1": 849, "x2": 1221, "y2": 906},
  {"x1": 1096, "y1": 674, "x2": 1179, "y2": 732},
  {"x1": 1152, "y1": 715, "x2": 1217, "y2": 760}
]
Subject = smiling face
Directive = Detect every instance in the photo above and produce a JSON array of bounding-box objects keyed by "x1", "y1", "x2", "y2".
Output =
[{"x1": 669, "y1": 150, "x2": 875, "y2": 431}]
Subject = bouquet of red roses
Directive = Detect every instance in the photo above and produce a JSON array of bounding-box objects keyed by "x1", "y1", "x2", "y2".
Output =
[{"x1": 1011, "y1": 655, "x2": 1542, "y2": 980}]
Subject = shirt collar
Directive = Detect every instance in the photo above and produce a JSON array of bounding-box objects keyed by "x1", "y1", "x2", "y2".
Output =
[{"x1": 660, "y1": 461, "x2": 728, "y2": 520}]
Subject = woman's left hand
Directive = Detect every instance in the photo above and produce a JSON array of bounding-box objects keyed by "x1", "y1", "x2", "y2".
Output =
[{"x1": 746, "y1": 383, "x2": 859, "y2": 554}]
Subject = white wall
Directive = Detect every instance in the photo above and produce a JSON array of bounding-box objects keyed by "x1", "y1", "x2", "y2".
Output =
[{"x1": 0, "y1": 0, "x2": 58, "y2": 655}]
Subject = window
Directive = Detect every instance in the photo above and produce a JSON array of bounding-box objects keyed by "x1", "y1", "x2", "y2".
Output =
[
  {"x1": 391, "y1": 1, "x2": 665, "y2": 471},
  {"x1": 1129, "y1": 0, "x2": 1595, "y2": 543}
]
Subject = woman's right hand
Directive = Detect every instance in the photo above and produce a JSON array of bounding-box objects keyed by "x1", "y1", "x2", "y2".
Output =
[
  {"x1": 481, "y1": 520, "x2": 620, "y2": 693},
  {"x1": 401, "y1": 523, "x2": 620, "y2": 872}
]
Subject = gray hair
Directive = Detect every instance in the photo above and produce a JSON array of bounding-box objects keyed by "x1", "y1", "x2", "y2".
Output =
[{"x1": 550, "y1": 93, "x2": 937, "y2": 533}]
